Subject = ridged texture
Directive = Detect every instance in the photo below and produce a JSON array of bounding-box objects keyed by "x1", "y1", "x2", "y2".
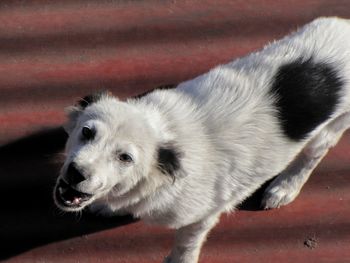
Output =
[{"x1": 0, "y1": 1, "x2": 349, "y2": 262}]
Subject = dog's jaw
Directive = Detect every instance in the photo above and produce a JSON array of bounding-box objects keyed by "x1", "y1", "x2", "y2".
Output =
[{"x1": 53, "y1": 178, "x2": 95, "y2": 212}]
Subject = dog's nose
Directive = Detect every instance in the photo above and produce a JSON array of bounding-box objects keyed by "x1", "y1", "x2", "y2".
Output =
[{"x1": 66, "y1": 162, "x2": 86, "y2": 185}]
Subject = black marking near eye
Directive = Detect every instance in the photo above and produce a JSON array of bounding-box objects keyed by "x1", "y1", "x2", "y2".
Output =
[
  {"x1": 270, "y1": 57, "x2": 343, "y2": 141},
  {"x1": 158, "y1": 144, "x2": 182, "y2": 179}
]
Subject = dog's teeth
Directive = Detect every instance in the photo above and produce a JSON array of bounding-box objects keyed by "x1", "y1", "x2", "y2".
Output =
[{"x1": 58, "y1": 187, "x2": 63, "y2": 194}]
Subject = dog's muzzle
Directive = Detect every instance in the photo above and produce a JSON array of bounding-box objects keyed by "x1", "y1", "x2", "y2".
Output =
[{"x1": 55, "y1": 179, "x2": 93, "y2": 209}]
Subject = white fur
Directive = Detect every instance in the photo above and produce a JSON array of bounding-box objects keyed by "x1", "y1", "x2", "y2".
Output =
[{"x1": 54, "y1": 17, "x2": 350, "y2": 263}]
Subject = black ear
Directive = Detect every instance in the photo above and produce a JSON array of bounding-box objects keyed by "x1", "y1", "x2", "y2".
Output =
[
  {"x1": 64, "y1": 90, "x2": 112, "y2": 134},
  {"x1": 157, "y1": 143, "x2": 184, "y2": 181},
  {"x1": 77, "y1": 90, "x2": 112, "y2": 109}
]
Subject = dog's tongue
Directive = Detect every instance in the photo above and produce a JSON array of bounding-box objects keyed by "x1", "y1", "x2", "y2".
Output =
[
  {"x1": 57, "y1": 179, "x2": 93, "y2": 206},
  {"x1": 61, "y1": 186, "x2": 84, "y2": 205},
  {"x1": 72, "y1": 197, "x2": 82, "y2": 205}
]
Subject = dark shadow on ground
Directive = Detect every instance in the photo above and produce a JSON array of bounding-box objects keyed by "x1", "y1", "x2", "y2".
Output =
[
  {"x1": 0, "y1": 126, "x2": 269, "y2": 260},
  {"x1": 0, "y1": 127, "x2": 136, "y2": 260},
  {"x1": 238, "y1": 179, "x2": 274, "y2": 211}
]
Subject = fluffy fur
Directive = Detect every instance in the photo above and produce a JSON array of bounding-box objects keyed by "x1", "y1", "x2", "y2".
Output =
[{"x1": 54, "y1": 17, "x2": 350, "y2": 263}]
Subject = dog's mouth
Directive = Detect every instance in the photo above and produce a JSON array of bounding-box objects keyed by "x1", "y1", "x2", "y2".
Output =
[{"x1": 55, "y1": 179, "x2": 93, "y2": 210}]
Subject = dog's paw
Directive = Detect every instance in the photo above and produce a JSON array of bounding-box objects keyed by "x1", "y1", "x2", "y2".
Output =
[
  {"x1": 165, "y1": 249, "x2": 200, "y2": 263},
  {"x1": 261, "y1": 179, "x2": 301, "y2": 209},
  {"x1": 163, "y1": 255, "x2": 196, "y2": 263}
]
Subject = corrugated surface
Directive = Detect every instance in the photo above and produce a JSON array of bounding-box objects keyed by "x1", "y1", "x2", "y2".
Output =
[{"x1": 0, "y1": 1, "x2": 350, "y2": 262}]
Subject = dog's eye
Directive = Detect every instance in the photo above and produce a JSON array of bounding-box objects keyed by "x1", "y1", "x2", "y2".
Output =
[
  {"x1": 81, "y1": 126, "x2": 95, "y2": 140},
  {"x1": 118, "y1": 153, "x2": 133, "y2": 163}
]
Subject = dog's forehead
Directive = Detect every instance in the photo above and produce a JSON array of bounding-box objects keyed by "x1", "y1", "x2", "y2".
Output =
[
  {"x1": 82, "y1": 98, "x2": 155, "y2": 141},
  {"x1": 83, "y1": 98, "x2": 137, "y2": 122}
]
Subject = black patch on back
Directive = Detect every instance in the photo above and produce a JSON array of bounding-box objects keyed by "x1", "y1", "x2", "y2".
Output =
[
  {"x1": 270, "y1": 57, "x2": 343, "y2": 141},
  {"x1": 133, "y1": 84, "x2": 176, "y2": 99},
  {"x1": 78, "y1": 90, "x2": 111, "y2": 109},
  {"x1": 157, "y1": 143, "x2": 182, "y2": 180}
]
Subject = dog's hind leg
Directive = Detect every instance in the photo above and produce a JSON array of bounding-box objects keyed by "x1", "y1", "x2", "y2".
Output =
[{"x1": 262, "y1": 111, "x2": 350, "y2": 209}]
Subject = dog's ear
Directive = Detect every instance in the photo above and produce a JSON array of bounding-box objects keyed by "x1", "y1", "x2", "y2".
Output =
[
  {"x1": 77, "y1": 90, "x2": 112, "y2": 109},
  {"x1": 64, "y1": 90, "x2": 112, "y2": 133},
  {"x1": 157, "y1": 143, "x2": 185, "y2": 181}
]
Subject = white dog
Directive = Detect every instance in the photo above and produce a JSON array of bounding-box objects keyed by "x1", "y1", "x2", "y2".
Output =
[{"x1": 54, "y1": 17, "x2": 350, "y2": 263}]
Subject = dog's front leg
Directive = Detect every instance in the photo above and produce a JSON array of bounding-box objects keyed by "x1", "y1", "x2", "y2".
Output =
[{"x1": 164, "y1": 213, "x2": 221, "y2": 263}]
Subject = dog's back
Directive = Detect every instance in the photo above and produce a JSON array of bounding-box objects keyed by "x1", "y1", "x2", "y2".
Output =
[{"x1": 139, "y1": 18, "x2": 350, "y2": 220}]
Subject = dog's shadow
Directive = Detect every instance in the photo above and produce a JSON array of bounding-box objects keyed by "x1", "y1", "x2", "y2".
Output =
[
  {"x1": 0, "y1": 127, "x2": 266, "y2": 260},
  {"x1": 0, "y1": 128, "x2": 136, "y2": 260}
]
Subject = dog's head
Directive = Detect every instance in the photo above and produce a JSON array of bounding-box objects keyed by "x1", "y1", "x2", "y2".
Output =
[{"x1": 54, "y1": 91, "x2": 183, "y2": 212}]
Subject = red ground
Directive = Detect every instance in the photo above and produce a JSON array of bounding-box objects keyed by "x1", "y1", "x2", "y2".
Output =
[{"x1": 1, "y1": 1, "x2": 349, "y2": 262}]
